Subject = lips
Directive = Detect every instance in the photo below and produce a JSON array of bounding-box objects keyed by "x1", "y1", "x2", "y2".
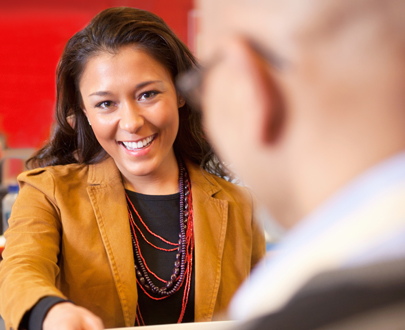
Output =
[{"x1": 121, "y1": 134, "x2": 156, "y2": 150}]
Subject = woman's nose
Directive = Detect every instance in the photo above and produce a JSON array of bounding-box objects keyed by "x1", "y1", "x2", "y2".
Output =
[{"x1": 119, "y1": 101, "x2": 144, "y2": 133}]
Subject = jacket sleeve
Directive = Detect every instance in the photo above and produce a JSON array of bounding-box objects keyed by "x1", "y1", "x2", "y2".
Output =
[
  {"x1": 249, "y1": 192, "x2": 266, "y2": 270},
  {"x1": 0, "y1": 169, "x2": 67, "y2": 330}
]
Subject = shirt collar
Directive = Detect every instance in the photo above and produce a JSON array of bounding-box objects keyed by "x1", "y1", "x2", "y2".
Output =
[{"x1": 278, "y1": 151, "x2": 405, "y2": 255}]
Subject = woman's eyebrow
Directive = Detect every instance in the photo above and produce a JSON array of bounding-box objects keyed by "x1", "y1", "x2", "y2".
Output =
[
  {"x1": 136, "y1": 80, "x2": 162, "y2": 89},
  {"x1": 88, "y1": 80, "x2": 163, "y2": 97},
  {"x1": 88, "y1": 91, "x2": 113, "y2": 97}
]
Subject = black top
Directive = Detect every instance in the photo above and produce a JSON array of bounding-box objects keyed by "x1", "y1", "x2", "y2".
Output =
[
  {"x1": 126, "y1": 189, "x2": 195, "y2": 325},
  {"x1": 22, "y1": 296, "x2": 68, "y2": 330}
]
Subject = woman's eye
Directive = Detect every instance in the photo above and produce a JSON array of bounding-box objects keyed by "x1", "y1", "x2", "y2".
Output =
[
  {"x1": 139, "y1": 91, "x2": 159, "y2": 101},
  {"x1": 96, "y1": 101, "x2": 114, "y2": 109}
]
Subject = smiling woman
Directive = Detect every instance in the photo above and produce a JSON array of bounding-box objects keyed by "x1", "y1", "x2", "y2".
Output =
[
  {"x1": 0, "y1": 7, "x2": 265, "y2": 330},
  {"x1": 80, "y1": 47, "x2": 181, "y2": 194}
]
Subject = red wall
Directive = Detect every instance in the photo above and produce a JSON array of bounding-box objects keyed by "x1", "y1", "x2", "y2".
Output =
[{"x1": 0, "y1": 0, "x2": 194, "y2": 148}]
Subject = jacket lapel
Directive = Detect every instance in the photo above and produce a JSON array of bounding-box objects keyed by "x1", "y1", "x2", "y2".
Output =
[
  {"x1": 187, "y1": 162, "x2": 229, "y2": 321},
  {"x1": 87, "y1": 158, "x2": 137, "y2": 326}
]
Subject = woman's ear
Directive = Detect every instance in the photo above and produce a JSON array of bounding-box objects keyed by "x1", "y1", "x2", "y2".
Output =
[
  {"x1": 66, "y1": 110, "x2": 76, "y2": 129},
  {"x1": 237, "y1": 38, "x2": 285, "y2": 145},
  {"x1": 177, "y1": 95, "x2": 186, "y2": 108}
]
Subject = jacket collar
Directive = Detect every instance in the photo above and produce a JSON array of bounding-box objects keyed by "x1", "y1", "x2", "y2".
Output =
[
  {"x1": 87, "y1": 156, "x2": 223, "y2": 195},
  {"x1": 87, "y1": 157, "x2": 222, "y2": 192},
  {"x1": 185, "y1": 158, "x2": 222, "y2": 197},
  {"x1": 87, "y1": 157, "x2": 122, "y2": 186}
]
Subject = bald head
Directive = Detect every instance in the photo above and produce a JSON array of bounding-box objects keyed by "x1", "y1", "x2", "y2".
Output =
[
  {"x1": 199, "y1": 0, "x2": 405, "y2": 62},
  {"x1": 291, "y1": 0, "x2": 405, "y2": 43}
]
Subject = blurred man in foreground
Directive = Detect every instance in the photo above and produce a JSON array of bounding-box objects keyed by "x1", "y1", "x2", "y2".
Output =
[{"x1": 179, "y1": 0, "x2": 405, "y2": 328}]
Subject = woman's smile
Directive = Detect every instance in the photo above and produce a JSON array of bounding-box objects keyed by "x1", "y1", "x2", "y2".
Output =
[
  {"x1": 118, "y1": 133, "x2": 157, "y2": 157},
  {"x1": 120, "y1": 133, "x2": 156, "y2": 151}
]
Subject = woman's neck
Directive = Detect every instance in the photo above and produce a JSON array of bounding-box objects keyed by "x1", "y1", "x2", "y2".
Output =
[{"x1": 122, "y1": 154, "x2": 180, "y2": 195}]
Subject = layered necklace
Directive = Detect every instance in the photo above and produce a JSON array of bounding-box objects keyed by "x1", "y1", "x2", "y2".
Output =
[{"x1": 126, "y1": 158, "x2": 194, "y2": 325}]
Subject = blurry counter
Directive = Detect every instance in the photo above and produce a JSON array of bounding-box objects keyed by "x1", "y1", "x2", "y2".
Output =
[{"x1": 109, "y1": 321, "x2": 236, "y2": 330}]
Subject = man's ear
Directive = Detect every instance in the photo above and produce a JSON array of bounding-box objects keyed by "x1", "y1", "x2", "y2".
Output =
[{"x1": 237, "y1": 38, "x2": 285, "y2": 145}]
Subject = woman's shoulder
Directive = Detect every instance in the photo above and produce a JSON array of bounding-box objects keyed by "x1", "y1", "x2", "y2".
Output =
[
  {"x1": 13, "y1": 163, "x2": 91, "y2": 206},
  {"x1": 18, "y1": 157, "x2": 120, "y2": 189},
  {"x1": 19, "y1": 163, "x2": 88, "y2": 180},
  {"x1": 17, "y1": 163, "x2": 89, "y2": 189}
]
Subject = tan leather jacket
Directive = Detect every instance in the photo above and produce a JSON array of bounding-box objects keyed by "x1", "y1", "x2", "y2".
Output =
[{"x1": 0, "y1": 157, "x2": 265, "y2": 329}]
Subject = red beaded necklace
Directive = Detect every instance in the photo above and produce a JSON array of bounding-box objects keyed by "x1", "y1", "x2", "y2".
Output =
[{"x1": 126, "y1": 159, "x2": 194, "y2": 325}]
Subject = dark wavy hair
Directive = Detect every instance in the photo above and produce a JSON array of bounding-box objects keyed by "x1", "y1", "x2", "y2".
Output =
[{"x1": 27, "y1": 6, "x2": 226, "y2": 177}]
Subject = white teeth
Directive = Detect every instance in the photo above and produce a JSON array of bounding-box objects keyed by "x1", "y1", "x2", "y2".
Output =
[{"x1": 122, "y1": 136, "x2": 154, "y2": 150}]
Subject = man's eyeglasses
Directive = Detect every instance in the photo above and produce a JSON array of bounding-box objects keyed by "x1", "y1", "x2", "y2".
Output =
[{"x1": 176, "y1": 38, "x2": 288, "y2": 109}]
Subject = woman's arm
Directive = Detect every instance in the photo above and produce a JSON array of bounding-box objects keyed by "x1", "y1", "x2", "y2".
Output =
[
  {"x1": 0, "y1": 170, "x2": 65, "y2": 329},
  {"x1": 0, "y1": 170, "x2": 101, "y2": 330}
]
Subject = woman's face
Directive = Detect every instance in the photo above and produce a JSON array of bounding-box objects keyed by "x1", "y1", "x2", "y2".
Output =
[{"x1": 80, "y1": 46, "x2": 183, "y2": 184}]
